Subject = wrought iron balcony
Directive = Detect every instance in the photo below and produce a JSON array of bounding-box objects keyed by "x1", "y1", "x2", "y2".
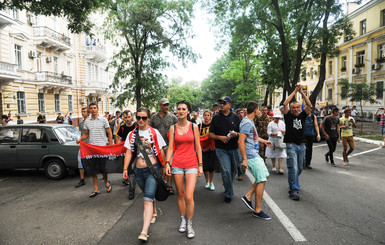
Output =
[
  {"x1": 33, "y1": 26, "x2": 71, "y2": 51},
  {"x1": 35, "y1": 71, "x2": 72, "y2": 85}
]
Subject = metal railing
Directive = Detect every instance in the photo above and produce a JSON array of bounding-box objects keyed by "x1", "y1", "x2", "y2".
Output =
[
  {"x1": 33, "y1": 26, "x2": 71, "y2": 46},
  {"x1": 35, "y1": 71, "x2": 72, "y2": 85}
]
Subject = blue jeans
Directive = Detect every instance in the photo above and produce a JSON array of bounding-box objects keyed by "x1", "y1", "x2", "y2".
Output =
[
  {"x1": 134, "y1": 164, "x2": 160, "y2": 202},
  {"x1": 215, "y1": 148, "x2": 240, "y2": 198},
  {"x1": 286, "y1": 143, "x2": 305, "y2": 195}
]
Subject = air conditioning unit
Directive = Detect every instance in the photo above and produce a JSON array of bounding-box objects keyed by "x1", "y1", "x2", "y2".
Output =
[
  {"x1": 79, "y1": 98, "x2": 85, "y2": 104},
  {"x1": 352, "y1": 68, "x2": 360, "y2": 74},
  {"x1": 372, "y1": 64, "x2": 381, "y2": 70},
  {"x1": 27, "y1": 15, "x2": 35, "y2": 25},
  {"x1": 46, "y1": 57, "x2": 52, "y2": 63},
  {"x1": 28, "y1": 51, "x2": 36, "y2": 58}
]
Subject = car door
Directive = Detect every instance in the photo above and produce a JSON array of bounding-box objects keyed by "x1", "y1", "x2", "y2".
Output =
[
  {"x1": 17, "y1": 128, "x2": 49, "y2": 168},
  {"x1": 0, "y1": 127, "x2": 20, "y2": 169}
]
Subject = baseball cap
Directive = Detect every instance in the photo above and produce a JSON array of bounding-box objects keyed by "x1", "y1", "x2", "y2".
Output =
[
  {"x1": 279, "y1": 105, "x2": 284, "y2": 109},
  {"x1": 218, "y1": 96, "x2": 232, "y2": 104},
  {"x1": 159, "y1": 98, "x2": 169, "y2": 105}
]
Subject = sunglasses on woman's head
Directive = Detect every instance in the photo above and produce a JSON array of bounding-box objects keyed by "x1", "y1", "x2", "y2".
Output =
[{"x1": 136, "y1": 116, "x2": 148, "y2": 121}]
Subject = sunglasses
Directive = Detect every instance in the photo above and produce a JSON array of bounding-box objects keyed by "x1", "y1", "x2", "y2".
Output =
[
  {"x1": 219, "y1": 101, "x2": 227, "y2": 105},
  {"x1": 136, "y1": 116, "x2": 148, "y2": 121},
  {"x1": 162, "y1": 103, "x2": 169, "y2": 106}
]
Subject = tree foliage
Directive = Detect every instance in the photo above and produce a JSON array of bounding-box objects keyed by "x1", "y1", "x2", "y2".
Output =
[
  {"x1": 0, "y1": 0, "x2": 102, "y2": 33},
  {"x1": 104, "y1": 0, "x2": 197, "y2": 110}
]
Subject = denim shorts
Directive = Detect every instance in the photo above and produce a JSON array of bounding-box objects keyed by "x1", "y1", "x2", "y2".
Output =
[
  {"x1": 134, "y1": 164, "x2": 160, "y2": 202},
  {"x1": 77, "y1": 150, "x2": 83, "y2": 169},
  {"x1": 381, "y1": 127, "x2": 385, "y2": 137},
  {"x1": 172, "y1": 167, "x2": 198, "y2": 175}
]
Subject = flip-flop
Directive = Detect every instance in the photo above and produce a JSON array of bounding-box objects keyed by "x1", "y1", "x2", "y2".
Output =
[
  {"x1": 89, "y1": 191, "x2": 100, "y2": 198},
  {"x1": 168, "y1": 186, "x2": 174, "y2": 195},
  {"x1": 106, "y1": 181, "x2": 112, "y2": 193}
]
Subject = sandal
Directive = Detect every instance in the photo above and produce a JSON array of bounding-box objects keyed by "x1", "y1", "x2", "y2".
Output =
[
  {"x1": 89, "y1": 191, "x2": 100, "y2": 198},
  {"x1": 168, "y1": 186, "x2": 174, "y2": 195},
  {"x1": 151, "y1": 213, "x2": 157, "y2": 224},
  {"x1": 138, "y1": 231, "x2": 149, "y2": 241},
  {"x1": 106, "y1": 181, "x2": 112, "y2": 193}
]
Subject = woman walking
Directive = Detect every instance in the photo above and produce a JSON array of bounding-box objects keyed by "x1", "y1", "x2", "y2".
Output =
[
  {"x1": 165, "y1": 101, "x2": 203, "y2": 239},
  {"x1": 265, "y1": 110, "x2": 287, "y2": 174},
  {"x1": 123, "y1": 107, "x2": 166, "y2": 242},
  {"x1": 200, "y1": 110, "x2": 216, "y2": 191}
]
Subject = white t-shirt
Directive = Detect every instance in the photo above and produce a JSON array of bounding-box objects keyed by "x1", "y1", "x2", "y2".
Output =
[{"x1": 124, "y1": 128, "x2": 166, "y2": 159}]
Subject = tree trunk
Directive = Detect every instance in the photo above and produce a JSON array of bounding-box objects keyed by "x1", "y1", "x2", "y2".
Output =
[{"x1": 263, "y1": 87, "x2": 269, "y2": 106}]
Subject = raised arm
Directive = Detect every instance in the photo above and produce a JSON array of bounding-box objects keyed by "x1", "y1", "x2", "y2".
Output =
[
  {"x1": 283, "y1": 85, "x2": 300, "y2": 114},
  {"x1": 299, "y1": 88, "x2": 312, "y2": 115}
]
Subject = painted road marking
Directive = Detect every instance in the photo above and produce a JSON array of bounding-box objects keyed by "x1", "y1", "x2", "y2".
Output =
[
  {"x1": 0, "y1": 178, "x2": 8, "y2": 182},
  {"x1": 313, "y1": 144, "x2": 327, "y2": 148},
  {"x1": 335, "y1": 146, "x2": 382, "y2": 160},
  {"x1": 245, "y1": 171, "x2": 307, "y2": 242}
]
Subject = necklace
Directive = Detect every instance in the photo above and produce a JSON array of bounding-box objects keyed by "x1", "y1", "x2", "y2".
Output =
[{"x1": 177, "y1": 122, "x2": 189, "y2": 135}]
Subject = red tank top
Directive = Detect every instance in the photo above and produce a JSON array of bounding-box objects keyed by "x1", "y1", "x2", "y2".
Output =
[{"x1": 172, "y1": 123, "x2": 198, "y2": 169}]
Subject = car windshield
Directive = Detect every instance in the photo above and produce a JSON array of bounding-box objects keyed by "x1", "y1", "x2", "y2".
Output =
[{"x1": 54, "y1": 127, "x2": 80, "y2": 143}]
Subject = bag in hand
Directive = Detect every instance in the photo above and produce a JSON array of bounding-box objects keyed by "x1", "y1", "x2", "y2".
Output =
[
  {"x1": 274, "y1": 136, "x2": 286, "y2": 149},
  {"x1": 155, "y1": 178, "x2": 171, "y2": 201}
]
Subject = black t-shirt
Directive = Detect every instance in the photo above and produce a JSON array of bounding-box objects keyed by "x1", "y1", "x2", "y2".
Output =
[
  {"x1": 209, "y1": 111, "x2": 240, "y2": 150},
  {"x1": 200, "y1": 122, "x2": 211, "y2": 136},
  {"x1": 116, "y1": 122, "x2": 137, "y2": 141},
  {"x1": 37, "y1": 115, "x2": 45, "y2": 123},
  {"x1": 284, "y1": 110, "x2": 307, "y2": 145},
  {"x1": 323, "y1": 116, "x2": 339, "y2": 138}
]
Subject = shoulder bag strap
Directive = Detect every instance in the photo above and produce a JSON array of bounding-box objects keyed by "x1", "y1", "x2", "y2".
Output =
[{"x1": 134, "y1": 130, "x2": 160, "y2": 182}]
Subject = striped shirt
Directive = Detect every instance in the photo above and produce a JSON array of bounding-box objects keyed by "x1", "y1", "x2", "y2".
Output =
[
  {"x1": 380, "y1": 114, "x2": 385, "y2": 128},
  {"x1": 84, "y1": 116, "x2": 110, "y2": 145}
]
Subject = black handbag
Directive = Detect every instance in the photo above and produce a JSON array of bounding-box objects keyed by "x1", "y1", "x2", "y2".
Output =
[{"x1": 135, "y1": 130, "x2": 170, "y2": 201}]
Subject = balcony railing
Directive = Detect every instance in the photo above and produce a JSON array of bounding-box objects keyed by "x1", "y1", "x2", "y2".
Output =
[
  {"x1": 35, "y1": 71, "x2": 72, "y2": 85},
  {"x1": 85, "y1": 45, "x2": 107, "y2": 62},
  {"x1": 33, "y1": 26, "x2": 71, "y2": 47},
  {"x1": 0, "y1": 61, "x2": 17, "y2": 73}
]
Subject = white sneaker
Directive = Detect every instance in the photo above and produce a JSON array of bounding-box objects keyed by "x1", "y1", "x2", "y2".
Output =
[
  {"x1": 210, "y1": 183, "x2": 215, "y2": 191},
  {"x1": 138, "y1": 232, "x2": 148, "y2": 241},
  {"x1": 204, "y1": 183, "x2": 210, "y2": 189},
  {"x1": 342, "y1": 161, "x2": 348, "y2": 166},
  {"x1": 272, "y1": 167, "x2": 277, "y2": 172},
  {"x1": 186, "y1": 219, "x2": 195, "y2": 239},
  {"x1": 179, "y1": 215, "x2": 186, "y2": 233}
]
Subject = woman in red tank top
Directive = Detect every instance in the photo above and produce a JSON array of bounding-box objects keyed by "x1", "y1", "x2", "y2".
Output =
[{"x1": 165, "y1": 101, "x2": 202, "y2": 239}]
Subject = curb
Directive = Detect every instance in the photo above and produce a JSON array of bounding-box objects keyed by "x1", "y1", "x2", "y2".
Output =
[{"x1": 354, "y1": 137, "x2": 384, "y2": 146}]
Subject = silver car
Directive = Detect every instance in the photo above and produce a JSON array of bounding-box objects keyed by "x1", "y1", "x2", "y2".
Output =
[{"x1": 0, "y1": 124, "x2": 80, "y2": 180}]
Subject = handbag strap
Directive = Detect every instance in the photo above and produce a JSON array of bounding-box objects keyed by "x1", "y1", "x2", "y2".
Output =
[{"x1": 134, "y1": 129, "x2": 161, "y2": 183}]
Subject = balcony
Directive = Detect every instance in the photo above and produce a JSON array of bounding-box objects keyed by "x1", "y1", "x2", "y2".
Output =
[
  {"x1": 33, "y1": 26, "x2": 71, "y2": 52},
  {"x1": 35, "y1": 71, "x2": 72, "y2": 91},
  {"x1": 0, "y1": 61, "x2": 19, "y2": 81},
  {"x1": 85, "y1": 46, "x2": 107, "y2": 62},
  {"x1": 0, "y1": 11, "x2": 17, "y2": 29},
  {"x1": 84, "y1": 80, "x2": 109, "y2": 96}
]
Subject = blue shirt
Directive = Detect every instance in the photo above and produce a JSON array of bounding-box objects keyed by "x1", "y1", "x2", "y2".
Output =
[
  {"x1": 240, "y1": 116, "x2": 259, "y2": 159},
  {"x1": 304, "y1": 114, "x2": 314, "y2": 136}
]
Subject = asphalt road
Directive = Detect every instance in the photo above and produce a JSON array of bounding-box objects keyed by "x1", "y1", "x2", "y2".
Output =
[{"x1": 0, "y1": 140, "x2": 384, "y2": 245}]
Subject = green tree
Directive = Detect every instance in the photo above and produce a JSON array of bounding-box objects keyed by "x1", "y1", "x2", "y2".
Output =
[
  {"x1": 1, "y1": 0, "x2": 102, "y2": 33},
  {"x1": 104, "y1": 0, "x2": 197, "y2": 110},
  {"x1": 338, "y1": 79, "x2": 378, "y2": 135}
]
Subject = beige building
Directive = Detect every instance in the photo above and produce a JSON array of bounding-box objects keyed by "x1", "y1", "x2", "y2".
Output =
[{"x1": 0, "y1": 9, "x2": 116, "y2": 124}]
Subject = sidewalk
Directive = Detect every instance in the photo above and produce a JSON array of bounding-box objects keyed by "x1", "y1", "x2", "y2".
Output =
[{"x1": 353, "y1": 121, "x2": 384, "y2": 146}]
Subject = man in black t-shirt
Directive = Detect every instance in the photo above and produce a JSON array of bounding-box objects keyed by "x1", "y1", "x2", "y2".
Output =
[
  {"x1": 320, "y1": 107, "x2": 340, "y2": 167},
  {"x1": 115, "y1": 110, "x2": 137, "y2": 199},
  {"x1": 37, "y1": 114, "x2": 46, "y2": 123},
  {"x1": 209, "y1": 96, "x2": 241, "y2": 203},
  {"x1": 283, "y1": 84, "x2": 312, "y2": 201}
]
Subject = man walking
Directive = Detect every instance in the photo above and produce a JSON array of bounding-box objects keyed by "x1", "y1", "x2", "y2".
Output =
[
  {"x1": 304, "y1": 110, "x2": 321, "y2": 169},
  {"x1": 76, "y1": 103, "x2": 113, "y2": 197},
  {"x1": 375, "y1": 107, "x2": 385, "y2": 146},
  {"x1": 115, "y1": 110, "x2": 137, "y2": 199},
  {"x1": 239, "y1": 101, "x2": 272, "y2": 220},
  {"x1": 320, "y1": 107, "x2": 340, "y2": 167},
  {"x1": 150, "y1": 98, "x2": 178, "y2": 193},
  {"x1": 340, "y1": 108, "x2": 357, "y2": 165},
  {"x1": 209, "y1": 96, "x2": 241, "y2": 203},
  {"x1": 283, "y1": 84, "x2": 312, "y2": 201},
  {"x1": 75, "y1": 107, "x2": 90, "y2": 188},
  {"x1": 254, "y1": 106, "x2": 272, "y2": 162}
]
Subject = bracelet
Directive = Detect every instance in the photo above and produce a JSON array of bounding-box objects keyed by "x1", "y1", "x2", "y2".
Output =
[
  {"x1": 123, "y1": 169, "x2": 127, "y2": 171},
  {"x1": 198, "y1": 163, "x2": 203, "y2": 167}
]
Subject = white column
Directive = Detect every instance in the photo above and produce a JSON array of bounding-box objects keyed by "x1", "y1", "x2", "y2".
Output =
[
  {"x1": 334, "y1": 57, "x2": 339, "y2": 105},
  {"x1": 366, "y1": 39, "x2": 372, "y2": 84},
  {"x1": 349, "y1": 47, "x2": 353, "y2": 84}
]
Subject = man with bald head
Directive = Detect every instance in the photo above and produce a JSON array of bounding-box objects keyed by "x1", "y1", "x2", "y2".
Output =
[{"x1": 283, "y1": 84, "x2": 312, "y2": 201}]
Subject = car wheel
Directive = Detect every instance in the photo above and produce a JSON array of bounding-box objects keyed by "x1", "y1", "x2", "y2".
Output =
[{"x1": 44, "y1": 159, "x2": 67, "y2": 180}]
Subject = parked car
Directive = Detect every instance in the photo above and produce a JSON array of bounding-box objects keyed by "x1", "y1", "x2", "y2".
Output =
[{"x1": 0, "y1": 124, "x2": 80, "y2": 180}]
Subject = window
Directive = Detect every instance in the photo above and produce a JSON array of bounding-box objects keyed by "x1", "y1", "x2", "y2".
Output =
[
  {"x1": 17, "y1": 91, "x2": 26, "y2": 114},
  {"x1": 36, "y1": 52, "x2": 42, "y2": 72},
  {"x1": 55, "y1": 94, "x2": 60, "y2": 113},
  {"x1": 67, "y1": 61, "x2": 71, "y2": 75},
  {"x1": 376, "y1": 81, "x2": 384, "y2": 99},
  {"x1": 68, "y1": 95, "x2": 73, "y2": 112},
  {"x1": 14, "y1": 45, "x2": 22, "y2": 69},
  {"x1": 310, "y1": 68, "x2": 314, "y2": 79},
  {"x1": 12, "y1": 10, "x2": 19, "y2": 20},
  {"x1": 327, "y1": 88, "x2": 333, "y2": 102},
  {"x1": 317, "y1": 90, "x2": 322, "y2": 101},
  {"x1": 379, "y1": 44, "x2": 385, "y2": 59},
  {"x1": 329, "y1": 61, "x2": 333, "y2": 75},
  {"x1": 357, "y1": 51, "x2": 365, "y2": 65},
  {"x1": 341, "y1": 56, "x2": 347, "y2": 69},
  {"x1": 0, "y1": 128, "x2": 19, "y2": 143},
  {"x1": 21, "y1": 128, "x2": 48, "y2": 143},
  {"x1": 38, "y1": 93, "x2": 45, "y2": 113},
  {"x1": 53, "y1": 57, "x2": 58, "y2": 74},
  {"x1": 381, "y1": 9, "x2": 385, "y2": 27},
  {"x1": 360, "y1": 19, "x2": 366, "y2": 35}
]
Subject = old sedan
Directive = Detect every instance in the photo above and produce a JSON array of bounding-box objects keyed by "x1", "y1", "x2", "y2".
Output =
[{"x1": 0, "y1": 124, "x2": 80, "y2": 180}]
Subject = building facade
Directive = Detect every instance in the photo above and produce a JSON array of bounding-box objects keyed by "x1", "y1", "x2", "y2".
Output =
[{"x1": 0, "y1": 9, "x2": 116, "y2": 124}]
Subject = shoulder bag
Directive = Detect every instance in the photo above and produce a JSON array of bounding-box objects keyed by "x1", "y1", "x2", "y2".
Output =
[{"x1": 134, "y1": 130, "x2": 170, "y2": 201}]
